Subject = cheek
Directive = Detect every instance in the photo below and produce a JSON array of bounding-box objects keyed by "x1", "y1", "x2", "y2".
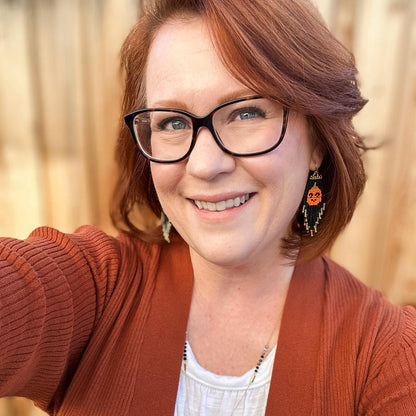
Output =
[
  {"x1": 277, "y1": 114, "x2": 313, "y2": 168},
  {"x1": 150, "y1": 165, "x2": 185, "y2": 226},
  {"x1": 150, "y1": 164, "x2": 182, "y2": 203}
]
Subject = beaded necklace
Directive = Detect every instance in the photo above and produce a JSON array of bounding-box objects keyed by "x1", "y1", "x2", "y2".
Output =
[{"x1": 182, "y1": 322, "x2": 279, "y2": 415}]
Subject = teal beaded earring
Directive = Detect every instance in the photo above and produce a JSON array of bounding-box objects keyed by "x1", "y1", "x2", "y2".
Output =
[{"x1": 161, "y1": 212, "x2": 172, "y2": 243}]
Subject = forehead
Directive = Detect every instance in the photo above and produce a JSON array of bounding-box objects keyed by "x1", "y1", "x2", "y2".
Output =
[{"x1": 145, "y1": 17, "x2": 249, "y2": 110}]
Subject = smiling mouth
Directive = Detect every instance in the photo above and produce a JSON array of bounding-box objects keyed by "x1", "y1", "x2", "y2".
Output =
[{"x1": 193, "y1": 193, "x2": 252, "y2": 212}]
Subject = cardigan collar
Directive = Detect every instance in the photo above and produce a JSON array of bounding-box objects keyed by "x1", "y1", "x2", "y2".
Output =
[{"x1": 135, "y1": 240, "x2": 325, "y2": 415}]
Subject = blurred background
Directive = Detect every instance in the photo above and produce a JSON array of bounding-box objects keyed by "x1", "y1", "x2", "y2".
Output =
[{"x1": 0, "y1": 0, "x2": 415, "y2": 414}]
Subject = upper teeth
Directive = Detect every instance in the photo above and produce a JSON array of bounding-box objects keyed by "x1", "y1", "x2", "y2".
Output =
[{"x1": 194, "y1": 194, "x2": 251, "y2": 212}]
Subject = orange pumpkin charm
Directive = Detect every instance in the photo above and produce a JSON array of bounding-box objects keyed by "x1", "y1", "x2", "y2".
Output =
[{"x1": 306, "y1": 185, "x2": 322, "y2": 206}]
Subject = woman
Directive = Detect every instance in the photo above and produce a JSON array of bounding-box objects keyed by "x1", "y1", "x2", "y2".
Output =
[{"x1": 1, "y1": 0, "x2": 415, "y2": 415}]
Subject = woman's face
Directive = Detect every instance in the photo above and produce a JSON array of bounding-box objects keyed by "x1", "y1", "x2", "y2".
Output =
[{"x1": 146, "y1": 17, "x2": 321, "y2": 268}]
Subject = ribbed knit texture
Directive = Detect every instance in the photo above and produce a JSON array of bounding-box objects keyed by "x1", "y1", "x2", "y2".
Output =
[
  {"x1": 0, "y1": 226, "x2": 415, "y2": 415},
  {"x1": 312, "y1": 259, "x2": 416, "y2": 415}
]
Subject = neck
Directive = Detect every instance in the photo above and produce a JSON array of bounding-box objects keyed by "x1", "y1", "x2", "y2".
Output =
[
  {"x1": 189, "y1": 247, "x2": 295, "y2": 307},
  {"x1": 188, "y1": 245, "x2": 294, "y2": 375},
  {"x1": 186, "y1": 247, "x2": 295, "y2": 376}
]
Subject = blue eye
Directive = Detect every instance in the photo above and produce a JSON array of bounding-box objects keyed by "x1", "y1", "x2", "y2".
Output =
[
  {"x1": 170, "y1": 120, "x2": 187, "y2": 130},
  {"x1": 231, "y1": 106, "x2": 266, "y2": 121},
  {"x1": 158, "y1": 117, "x2": 189, "y2": 131},
  {"x1": 238, "y1": 110, "x2": 257, "y2": 120}
]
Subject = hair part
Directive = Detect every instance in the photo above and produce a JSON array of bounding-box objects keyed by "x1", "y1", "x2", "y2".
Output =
[{"x1": 111, "y1": 0, "x2": 368, "y2": 263}]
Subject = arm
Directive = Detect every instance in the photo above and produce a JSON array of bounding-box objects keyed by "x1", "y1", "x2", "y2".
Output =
[{"x1": 0, "y1": 226, "x2": 121, "y2": 410}]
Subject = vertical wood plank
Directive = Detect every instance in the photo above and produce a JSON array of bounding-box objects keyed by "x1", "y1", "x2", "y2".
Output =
[
  {"x1": 317, "y1": 0, "x2": 416, "y2": 305},
  {"x1": 330, "y1": 0, "x2": 400, "y2": 282},
  {"x1": 378, "y1": 1, "x2": 416, "y2": 304},
  {"x1": 28, "y1": 0, "x2": 93, "y2": 232},
  {"x1": 0, "y1": 0, "x2": 44, "y2": 239}
]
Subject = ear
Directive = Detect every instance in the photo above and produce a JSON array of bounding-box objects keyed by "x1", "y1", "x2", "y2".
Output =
[{"x1": 309, "y1": 144, "x2": 325, "y2": 171}]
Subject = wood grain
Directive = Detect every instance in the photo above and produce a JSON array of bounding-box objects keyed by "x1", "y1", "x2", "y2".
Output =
[{"x1": 0, "y1": 0, "x2": 415, "y2": 413}]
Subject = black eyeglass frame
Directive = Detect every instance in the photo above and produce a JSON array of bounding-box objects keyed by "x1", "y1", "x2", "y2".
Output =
[{"x1": 124, "y1": 95, "x2": 290, "y2": 164}]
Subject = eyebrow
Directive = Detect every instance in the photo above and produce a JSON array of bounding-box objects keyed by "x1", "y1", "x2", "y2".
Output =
[
  {"x1": 148, "y1": 88, "x2": 256, "y2": 112},
  {"x1": 218, "y1": 88, "x2": 257, "y2": 104}
]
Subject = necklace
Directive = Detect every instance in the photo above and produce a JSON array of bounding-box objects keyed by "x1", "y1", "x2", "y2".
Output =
[
  {"x1": 183, "y1": 341, "x2": 270, "y2": 384},
  {"x1": 182, "y1": 322, "x2": 279, "y2": 416}
]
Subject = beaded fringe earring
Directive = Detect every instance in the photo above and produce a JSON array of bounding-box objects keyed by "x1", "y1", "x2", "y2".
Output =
[
  {"x1": 161, "y1": 212, "x2": 172, "y2": 243},
  {"x1": 301, "y1": 169, "x2": 326, "y2": 237}
]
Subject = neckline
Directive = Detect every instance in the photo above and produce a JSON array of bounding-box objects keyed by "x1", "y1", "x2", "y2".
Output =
[
  {"x1": 133, "y1": 239, "x2": 326, "y2": 415},
  {"x1": 184, "y1": 340, "x2": 277, "y2": 390}
]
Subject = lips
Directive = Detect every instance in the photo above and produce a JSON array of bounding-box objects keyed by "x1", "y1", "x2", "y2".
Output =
[{"x1": 193, "y1": 193, "x2": 251, "y2": 212}]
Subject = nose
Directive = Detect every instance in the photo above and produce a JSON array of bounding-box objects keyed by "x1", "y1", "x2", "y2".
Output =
[{"x1": 185, "y1": 127, "x2": 236, "y2": 180}]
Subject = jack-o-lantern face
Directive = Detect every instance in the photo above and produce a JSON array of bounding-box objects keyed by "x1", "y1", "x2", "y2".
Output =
[{"x1": 307, "y1": 185, "x2": 322, "y2": 206}]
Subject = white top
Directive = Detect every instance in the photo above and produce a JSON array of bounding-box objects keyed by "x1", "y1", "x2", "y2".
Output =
[{"x1": 174, "y1": 341, "x2": 276, "y2": 416}]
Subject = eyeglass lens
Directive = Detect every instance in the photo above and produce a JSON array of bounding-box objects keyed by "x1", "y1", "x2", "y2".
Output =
[{"x1": 132, "y1": 97, "x2": 285, "y2": 161}]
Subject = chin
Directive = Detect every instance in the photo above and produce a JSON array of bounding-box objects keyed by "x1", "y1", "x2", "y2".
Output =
[{"x1": 190, "y1": 239, "x2": 262, "y2": 270}]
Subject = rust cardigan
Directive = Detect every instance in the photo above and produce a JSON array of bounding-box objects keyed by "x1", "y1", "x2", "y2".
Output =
[{"x1": 0, "y1": 225, "x2": 415, "y2": 415}]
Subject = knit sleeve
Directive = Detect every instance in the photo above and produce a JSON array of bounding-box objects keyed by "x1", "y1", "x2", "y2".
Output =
[
  {"x1": 359, "y1": 305, "x2": 416, "y2": 415},
  {"x1": 0, "y1": 225, "x2": 121, "y2": 409}
]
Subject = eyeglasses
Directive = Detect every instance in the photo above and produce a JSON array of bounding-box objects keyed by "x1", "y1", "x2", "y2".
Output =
[{"x1": 124, "y1": 95, "x2": 290, "y2": 163}]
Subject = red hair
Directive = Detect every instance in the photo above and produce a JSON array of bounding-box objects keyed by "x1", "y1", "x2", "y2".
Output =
[{"x1": 111, "y1": 0, "x2": 367, "y2": 262}]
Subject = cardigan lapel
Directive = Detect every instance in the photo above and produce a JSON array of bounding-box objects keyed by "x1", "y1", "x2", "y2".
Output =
[
  {"x1": 133, "y1": 239, "x2": 193, "y2": 414},
  {"x1": 265, "y1": 257, "x2": 326, "y2": 415}
]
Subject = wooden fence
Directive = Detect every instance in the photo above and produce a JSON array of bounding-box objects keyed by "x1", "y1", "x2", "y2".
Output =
[
  {"x1": 322, "y1": 0, "x2": 416, "y2": 306},
  {"x1": 0, "y1": 0, "x2": 415, "y2": 414}
]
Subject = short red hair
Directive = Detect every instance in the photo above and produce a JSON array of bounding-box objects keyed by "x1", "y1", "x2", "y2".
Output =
[{"x1": 111, "y1": 0, "x2": 367, "y2": 262}]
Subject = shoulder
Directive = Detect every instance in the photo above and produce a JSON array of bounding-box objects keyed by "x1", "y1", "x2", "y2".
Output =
[
  {"x1": 26, "y1": 224, "x2": 163, "y2": 273},
  {"x1": 323, "y1": 253, "x2": 416, "y2": 336},
  {"x1": 320, "y1": 255, "x2": 410, "y2": 341},
  {"x1": 359, "y1": 303, "x2": 416, "y2": 413},
  {"x1": 322, "y1": 256, "x2": 376, "y2": 293},
  {"x1": 1, "y1": 225, "x2": 166, "y2": 317},
  {"x1": 320, "y1": 257, "x2": 416, "y2": 413},
  {"x1": 22, "y1": 224, "x2": 189, "y2": 291},
  {"x1": 321, "y1": 256, "x2": 393, "y2": 313}
]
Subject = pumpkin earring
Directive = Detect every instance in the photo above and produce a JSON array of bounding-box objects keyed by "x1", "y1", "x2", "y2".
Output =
[
  {"x1": 161, "y1": 212, "x2": 172, "y2": 243},
  {"x1": 301, "y1": 169, "x2": 326, "y2": 237}
]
